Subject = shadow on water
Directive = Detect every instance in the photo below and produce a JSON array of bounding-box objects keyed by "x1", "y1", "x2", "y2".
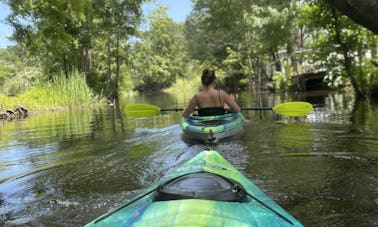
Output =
[{"x1": 0, "y1": 90, "x2": 377, "y2": 226}]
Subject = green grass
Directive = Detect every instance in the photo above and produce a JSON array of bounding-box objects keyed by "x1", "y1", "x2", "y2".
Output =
[{"x1": 0, "y1": 71, "x2": 104, "y2": 111}]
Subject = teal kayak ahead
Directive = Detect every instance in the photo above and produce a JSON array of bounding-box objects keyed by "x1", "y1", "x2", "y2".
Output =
[
  {"x1": 85, "y1": 150, "x2": 303, "y2": 226},
  {"x1": 180, "y1": 112, "x2": 245, "y2": 143}
]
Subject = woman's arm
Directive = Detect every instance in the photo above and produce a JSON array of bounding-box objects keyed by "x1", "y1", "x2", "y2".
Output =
[
  {"x1": 182, "y1": 95, "x2": 198, "y2": 117},
  {"x1": 223, "y1": 91, "x2": 240, "y2": 112}
]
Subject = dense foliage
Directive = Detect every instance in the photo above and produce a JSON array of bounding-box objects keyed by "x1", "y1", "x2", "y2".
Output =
[
  {"x1": 1, "y1": 0, "x2": 377, "y2": 108},
  {"x1": 128, "y1": 7, "x2": 189, "y2": 92},
  {"x1": 5, "y1": 0, "x2": 143, "y2": 100}
]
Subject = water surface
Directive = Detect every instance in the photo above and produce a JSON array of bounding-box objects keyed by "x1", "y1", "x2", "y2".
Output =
[{"x1": 0, "y1": 91, "x2": 377, "y2": 226}]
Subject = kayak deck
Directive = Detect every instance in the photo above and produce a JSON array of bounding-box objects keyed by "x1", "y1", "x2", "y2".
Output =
[
  {"x1": 86, "y1": 150, "x2": 303, "y2": 226},
  {"x1": 180, "y1": 112, "x2": 245, "y2": 143}
]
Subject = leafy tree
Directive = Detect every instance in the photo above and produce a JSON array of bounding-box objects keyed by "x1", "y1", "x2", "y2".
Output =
[
  {"x1": 129, "y1": 7, "x2": 187, "y2": 92},
  {"x1": 300, "y1": 0, "x2": 377, "y2": 97},
  {"x1": 186, "y1": 0, "x2": 299, "y2": 91},
  {"x1": 0, "y1": 48, "x2": 18, "y2": 87},
  {"x1": 5, "y1": 0, "x2": 143, "y2": 99},
  {"x1": 0, "y1": 46, "x2": 40, "y2": 95},
  {"x1": 91, "y1": 0, "x2": 142, "y2": 99},
  {"x1": 6, "y1": 0, "x2": 92, "y2": 74}
]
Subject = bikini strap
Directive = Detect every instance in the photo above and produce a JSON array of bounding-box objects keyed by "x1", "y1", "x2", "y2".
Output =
[{"x1": 218, "y1": 89, "x2": 224, "y2": 107}]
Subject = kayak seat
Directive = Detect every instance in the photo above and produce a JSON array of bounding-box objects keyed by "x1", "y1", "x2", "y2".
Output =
[
  {"x1": 192, "y1": 119, "x2": 229, "y2": 127},
  {"x1": 153, "y1": 172, "x2": 247, "y2": 202}
]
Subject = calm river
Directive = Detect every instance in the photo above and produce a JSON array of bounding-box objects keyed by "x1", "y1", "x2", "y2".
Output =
[{"x1": 0, "y1": 90, "x2": 377, "y2": 226}]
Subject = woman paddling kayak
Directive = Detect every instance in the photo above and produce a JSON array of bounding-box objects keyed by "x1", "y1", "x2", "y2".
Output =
[{"x1": 182, "y1": 69, "x2": 240, "y2": 117}]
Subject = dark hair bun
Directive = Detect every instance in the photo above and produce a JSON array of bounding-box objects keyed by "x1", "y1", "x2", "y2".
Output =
[
  {"x1": 201, "y1": 69, "x2": 216, "y2": 86},
  {"x1": 203, "y1": 69, "x2": 210, "y2": 74}
]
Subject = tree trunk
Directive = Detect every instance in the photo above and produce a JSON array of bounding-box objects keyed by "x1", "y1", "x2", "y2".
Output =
[
  {"x1": 332, "y1": 8, "x2": 364, "y2": 98},
  {"x1": 271, "y1": 51, "x2": 281, "y2": 72},
  {"x1": 246, "y1": 53, "x2": 254, "y2": 90},
  {"x1": 106, "y1": 35, "x2": 113, "y2": 99},
  {"x1": 82, "y1": 47, "x2": 92, "y2": 74},
  {"x1": 115, "y1": 34, "x2": 120, "y2": 98},
  {"x1": 256, "y1": 58, "x2": 261, "y2": 92}
]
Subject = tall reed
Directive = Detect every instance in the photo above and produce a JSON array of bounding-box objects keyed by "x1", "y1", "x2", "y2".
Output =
[{"x1": 1, "y1": 71, "x2": 104, "y2": 111}]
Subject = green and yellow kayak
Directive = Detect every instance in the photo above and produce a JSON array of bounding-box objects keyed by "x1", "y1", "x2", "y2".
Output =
[
  {"x1": 86, "y1": 150, "x2": 303, "y2": 226},
  {"x1": 180, "y1": 112, "x2": 245, "y2": 144}
]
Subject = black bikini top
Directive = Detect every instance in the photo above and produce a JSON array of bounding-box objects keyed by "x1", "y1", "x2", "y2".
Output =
[{"x1": 198, "y1": 107, "x2": 226, "y2": 116}]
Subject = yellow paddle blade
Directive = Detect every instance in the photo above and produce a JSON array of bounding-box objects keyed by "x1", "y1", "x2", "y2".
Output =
[
  {"x1": 272, "y1": 102, "x2": 313, "y2": 116},
  {"x1": 124, "y1": 104, "x2": 161, "y2": 117}
]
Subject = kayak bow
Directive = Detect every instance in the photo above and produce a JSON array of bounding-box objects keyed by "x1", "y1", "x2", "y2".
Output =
[{"x1": 85, "y1": 150, "x2": 303, "y2": 227}]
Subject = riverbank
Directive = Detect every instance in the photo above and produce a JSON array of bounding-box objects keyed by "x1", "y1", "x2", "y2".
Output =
[{"x1": 0, "y1": 72, "x2": 105, "y2": 119}]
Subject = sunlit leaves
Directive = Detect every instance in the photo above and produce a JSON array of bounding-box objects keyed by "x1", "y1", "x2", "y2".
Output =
[
  {"x1": 5, "y1": 0, "x2": 143, "y2": 87},
  {"x1": 188, "y1": 0, "x2": 300, "y2": 90},
  {"x1": 129, "y1": 7, "x2": 187, "y2": 92},
  {"x1": 300, "y1": 0, "x2": 377, "y2": 94}
]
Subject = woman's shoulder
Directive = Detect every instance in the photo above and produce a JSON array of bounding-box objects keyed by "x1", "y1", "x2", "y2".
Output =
[{"x1": 217, "y1": 89, "x2": 229, "y2": 96}]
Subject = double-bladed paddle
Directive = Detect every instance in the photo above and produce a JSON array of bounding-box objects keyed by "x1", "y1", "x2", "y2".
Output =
[{"x1": 125, "y1": 102, "x2": 313, "y2": 117}]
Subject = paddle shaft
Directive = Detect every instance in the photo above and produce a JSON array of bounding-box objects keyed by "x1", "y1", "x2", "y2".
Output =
[
  {"x1": 241, "y1": 107, "x2": 273, "y2": 110},
  {"x1": 125, "y1": 102, "x2": 312, "y2": 117},
  {"x1": 160, "y1": 107, "x2": 273, "y2": 112}
]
